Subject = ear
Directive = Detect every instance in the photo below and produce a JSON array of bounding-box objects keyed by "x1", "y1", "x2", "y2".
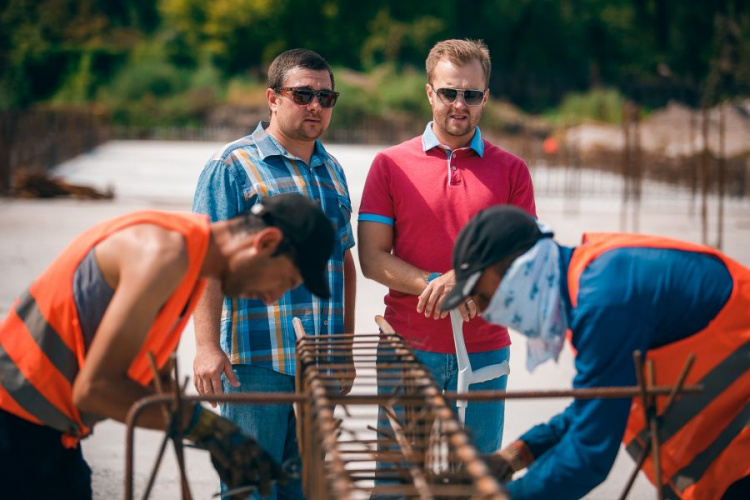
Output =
[
  {"x1": 267, "y1": 88, "x2": 278, "y2": 112},
  {"x1": 426, "y1": 83, "x2": 434, "y2": 104},
  {"x1": 482, "y1": 88, "x2": 490, "y2": 107},
  {"x1": 253, "y1": 226, "x2": 284, "y2": 256}
]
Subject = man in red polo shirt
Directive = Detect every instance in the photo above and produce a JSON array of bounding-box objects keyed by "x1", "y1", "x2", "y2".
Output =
[{"x1": 358, "y1": 39, "x2": 536, "y2": 480}]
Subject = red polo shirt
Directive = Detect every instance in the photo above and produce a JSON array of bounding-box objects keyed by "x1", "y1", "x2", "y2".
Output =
[{"x1": 359, "y1": 124, "x2": 536, "y2": 353}]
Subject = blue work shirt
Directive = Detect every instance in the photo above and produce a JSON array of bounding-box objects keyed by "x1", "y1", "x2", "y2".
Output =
[
  {"x1": 192, "y1": 122, "x2": 354, "y2": 375},
  {"x1": 507, "y1": 244, "x2": 733, "y2": 499}
]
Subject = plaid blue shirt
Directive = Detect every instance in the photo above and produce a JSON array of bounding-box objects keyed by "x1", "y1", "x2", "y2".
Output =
[{"x1": 192, "y1": 122, "x2": 354, "y2": 375}]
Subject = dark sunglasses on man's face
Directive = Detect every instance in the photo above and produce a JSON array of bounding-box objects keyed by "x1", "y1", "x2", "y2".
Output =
[
  {"x1": 431, "y1": 85, "x2": 486, "y2": 106},
  {"x1": 274, "y1": 87, "x2": 340, "y2": 108}
]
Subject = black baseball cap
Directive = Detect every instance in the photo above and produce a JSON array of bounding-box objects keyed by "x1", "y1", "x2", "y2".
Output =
[
  {"x1": 250, "y1": 194, "x2": 335, "y2": 299},
  {"x1": 442, "y1": 205, "x2": 552, "y2": 310}
]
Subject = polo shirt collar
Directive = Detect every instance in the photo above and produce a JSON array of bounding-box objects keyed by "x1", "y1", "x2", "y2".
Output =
[
  {"x1": 421, "y1": 121, "x2": 485, "y2": 157},
  {"x1": 252, "y1": 121, "x2": 330, "y2": 167}
]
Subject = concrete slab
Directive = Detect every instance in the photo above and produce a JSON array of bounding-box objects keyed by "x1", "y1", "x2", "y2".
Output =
[{"x1": 2, "y1": 140, "x2": 749, "y2": 498}]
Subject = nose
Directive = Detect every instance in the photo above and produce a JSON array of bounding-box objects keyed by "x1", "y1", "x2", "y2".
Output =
[
  {"x1": 307, "y1": 95, "x2": 323, "y2": 110},
  {"x1": 452, "y1": 94, "x2": 468, "y2": 109}
]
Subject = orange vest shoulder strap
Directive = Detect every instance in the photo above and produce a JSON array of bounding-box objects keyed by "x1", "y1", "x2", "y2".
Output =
[{"x1": 567, "y1": 233, "x2": 722, "y2": 308}]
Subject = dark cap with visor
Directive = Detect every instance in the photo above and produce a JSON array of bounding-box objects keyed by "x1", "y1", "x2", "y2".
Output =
[
  {"x1": 250, "y1": 194, "x2": 335, "y2": 299},
  {"x1": 442, "y1": 205, "x2": 552, "y2": 310}
]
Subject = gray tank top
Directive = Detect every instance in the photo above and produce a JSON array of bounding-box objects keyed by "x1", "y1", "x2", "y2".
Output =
[{"x1": 72, "y1": 248, "x2": 114, "y2": 351}]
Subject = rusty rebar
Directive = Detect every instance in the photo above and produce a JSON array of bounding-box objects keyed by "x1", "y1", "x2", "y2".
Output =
[
  {"x1": 618, "y1": 353, "x2": 695, "y2": 500},
  {"x1": 126, "y1": 323, "x2": 702, "y2": 500}
]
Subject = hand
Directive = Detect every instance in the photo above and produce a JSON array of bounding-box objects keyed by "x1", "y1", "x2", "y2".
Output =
[
  {"x1": 186, "y1": 406, "x2": 288, "y2": 497},
  {"x1": 458, "y1": 297, "x2": 479, "y2": 322},
  {"x1": 193, "y1": 344, "x2": 239, "y2": 408},
  {"x1": 417, "y1": 270, "x2": 456, "y2": 320},
  {"x1": 339, "y1": 359, "x2": 356, "y2": 395},
  {"x1": 481, "y1": 452, "x2": 516, "y2": 482},
  {"x1": 482, "y1": 440, "x2": 534, "y2": 483}
]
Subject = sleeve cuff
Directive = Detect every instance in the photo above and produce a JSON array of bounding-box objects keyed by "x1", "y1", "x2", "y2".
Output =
[{"x1": 358, "y1": 213, "x2": 394, "y2": 225}]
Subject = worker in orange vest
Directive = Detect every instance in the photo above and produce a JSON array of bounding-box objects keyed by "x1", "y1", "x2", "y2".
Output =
[
  {"x1": 0, "y1": 193, "x2": 335, "y2": 499},
  {"x1": 442, "y1": 205, "x2": 749, "y2": 500}
]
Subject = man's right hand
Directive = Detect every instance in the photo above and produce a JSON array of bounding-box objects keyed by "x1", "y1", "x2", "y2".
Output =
[{"x1": 193, "y1": 344, "x2": 239, "y2": 408}]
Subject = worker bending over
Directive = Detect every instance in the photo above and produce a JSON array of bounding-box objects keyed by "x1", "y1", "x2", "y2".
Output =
[
  {"x1": 442, "y1": 205, "x2": 749, "y2": 500},
  {"x1": 0, "y1": 193, "x2": 334, "y2": 499}
]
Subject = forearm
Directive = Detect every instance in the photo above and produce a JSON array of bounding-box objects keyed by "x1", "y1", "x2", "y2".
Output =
[
  {"x1": 344, "y1": 250, "x2": 356, "y2": 333},
  {"x1": 518, "y1": 403, "x2": 575, "y2": 459},
  {"x1": 507, "y1": 398, "x2": 629, "y2": 499},
  {"x1": 360, "y1": 250, "x2": 429, "y2": 296},
  {"x1": 73, "y1": 375, "x2": 194, "y2": 431},
  {"x1": 194, "y1": 279, "x2": 224, "y2": 349}
]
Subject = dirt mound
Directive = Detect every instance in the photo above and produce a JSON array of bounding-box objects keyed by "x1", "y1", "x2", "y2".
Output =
[{"x1": 565, "y1": 100, "x2": 750, "y2": 158}]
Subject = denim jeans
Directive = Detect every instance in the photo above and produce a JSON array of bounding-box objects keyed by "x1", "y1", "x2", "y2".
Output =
[
  {"x1": 373, "y1": 345, "x2": 509, "y2": 494},
  {"x1": 221, "y1": 364, "x2": 304, "y2": 500},
  {"x1": 412, "y1": 347, "x2": 510, "y2": 452}
]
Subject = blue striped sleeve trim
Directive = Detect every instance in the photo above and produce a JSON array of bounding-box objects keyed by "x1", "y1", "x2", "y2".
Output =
[{"x1": 358, "y1": 214, "x2": 394, "y2": 225}]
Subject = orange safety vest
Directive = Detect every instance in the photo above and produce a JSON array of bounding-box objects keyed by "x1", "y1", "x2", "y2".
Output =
[
  {"x1": 567, "y1": 233, "x2": 750, "y2": 500},
  {"x1": 0, "y1": 211, "x2": 210, "y2": 448}
]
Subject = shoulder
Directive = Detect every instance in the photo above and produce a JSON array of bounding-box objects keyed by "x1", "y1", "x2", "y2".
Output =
[
  {"x1": 95, "y1": 223, "x2": 190, "y2": 295},
  {"x1": 210, "y1": 135, "x2": 259, "y2": 164},
  {"x1": 197, "y1": 136, "x2": 261, "y2": 188},
  {"x1": 381, "y1": 136, "x2": 423, "y2": 157},
  {"x1": 482, "y1": 141, "x2": 528, "y2": 167},
  {"x1": 373, "y1": 137, "x2": 426, "y2": 165},
  {"x1": 576, "y1": 250, "x2": 629, "y2": 303},
  {"x1": 120, "y1": 225, "x2": 189, "y2": 276}
]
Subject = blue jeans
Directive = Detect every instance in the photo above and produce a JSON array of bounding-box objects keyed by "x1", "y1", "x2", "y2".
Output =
[
  {"x1": 373, "y1": 345, "x2": 509, "y2": 492},
  {"x1": 221, "y1": 364, "x2": 304, "y2": 500},
  {"x1": 413, "y1": 347, "x2": 509, "y2": 452}
]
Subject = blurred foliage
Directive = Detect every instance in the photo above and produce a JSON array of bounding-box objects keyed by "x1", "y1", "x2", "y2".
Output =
[
  {"x1": 333, "y1": 65, "x2": 432, "y2": 128},
  {"x1": 543, "y1": 88, "x2": 627, "y2": 126},
  {"x1": 1, "y1": 0, "x2": 749, "y2": 126}
]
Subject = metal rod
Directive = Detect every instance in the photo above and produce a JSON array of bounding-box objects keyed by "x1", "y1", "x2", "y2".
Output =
[
  {"x1": 618, "y1": 353, "x2": 695, "y2": 500},
  {"x1": 382, "y1": 404, "x2": 434, "y2": 500},
  {"x1": 171, "y1": 358, "x2": 192, "y2": 500}
]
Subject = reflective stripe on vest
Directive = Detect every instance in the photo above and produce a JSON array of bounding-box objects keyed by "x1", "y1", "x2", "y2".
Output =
[
  {"x1": 666, "y1": 402, "x2": 750, "y2": 496},
  {"x1": 0, "y1": 342, "x2": 80, "y2": 435},
  {"x1": 15, "y1": 290, "x2": 79, "y2": 385},
  {"x1": 626, "y1": 340, "x2": 750, "y2": 457}
]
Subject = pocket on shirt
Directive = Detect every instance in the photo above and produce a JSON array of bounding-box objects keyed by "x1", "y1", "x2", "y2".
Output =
[
  {"x1": 336, "y1": 194, "x2": 354, "y2": 250},
  {"x1": 337, "y1": 194, "x2": 352, "y2": 223}
]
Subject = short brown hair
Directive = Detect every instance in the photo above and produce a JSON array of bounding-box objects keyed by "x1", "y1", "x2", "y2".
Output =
[
  {"x1": 426, "y1": 39, "x2": 491, "y2": 87},
  {"x1": 267, "y1": 48, "x2": 335, "y2": 90}
]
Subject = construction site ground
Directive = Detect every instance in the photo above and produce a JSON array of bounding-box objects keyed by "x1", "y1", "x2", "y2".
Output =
[{"x1": 2, "y1": 140, "x2": 749, "y2": 499}]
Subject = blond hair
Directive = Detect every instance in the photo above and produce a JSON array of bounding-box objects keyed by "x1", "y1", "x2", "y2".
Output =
[{"x1": 426, "y1": 39, "x2": 491, "y2": 87}]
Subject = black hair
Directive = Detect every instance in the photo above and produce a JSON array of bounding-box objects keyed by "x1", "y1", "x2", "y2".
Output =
[
  {"x1": 230, "y1": 211, "x2": 294, "y2": 259},
  {"x1": 267, "y1": 48, "x2": 335, "y2": 90}
]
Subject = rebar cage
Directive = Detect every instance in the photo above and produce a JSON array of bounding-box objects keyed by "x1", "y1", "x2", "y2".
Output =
[
  {"x1": 294, "y1": 322, "x2": 507, "y2": 500},
  {"x1": 124, "y1": 322, "x2": 700, "y2": 500}
]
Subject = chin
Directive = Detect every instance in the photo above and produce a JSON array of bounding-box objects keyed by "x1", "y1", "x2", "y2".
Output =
[
  {"x1": 222, "y1": 283, "x2": 238, "y2": 298},
  {"x1": 294, "y1": 128, "x2": 323, "y2": 141}
]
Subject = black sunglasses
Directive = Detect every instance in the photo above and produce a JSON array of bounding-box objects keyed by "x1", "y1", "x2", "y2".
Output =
[
  {"x1": 274, "y1": 87, "x2": 340, "y2": 108},
  {"x1": 431, "y1": 85, "x2": 486, "y2": 106}
]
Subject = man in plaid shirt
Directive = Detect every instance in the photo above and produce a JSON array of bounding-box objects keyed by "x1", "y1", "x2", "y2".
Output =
[{"x1": 192, "y1": 49, "x2": 356, "y2": 499}]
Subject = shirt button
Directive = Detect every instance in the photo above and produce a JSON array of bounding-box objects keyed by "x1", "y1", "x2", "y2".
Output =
[
  {"x1": 452, "y1": 166, "x2": 457, "y2": 171},
  {"x1": 323, "y1": 320, "x2": 328, "y2": 326}
]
